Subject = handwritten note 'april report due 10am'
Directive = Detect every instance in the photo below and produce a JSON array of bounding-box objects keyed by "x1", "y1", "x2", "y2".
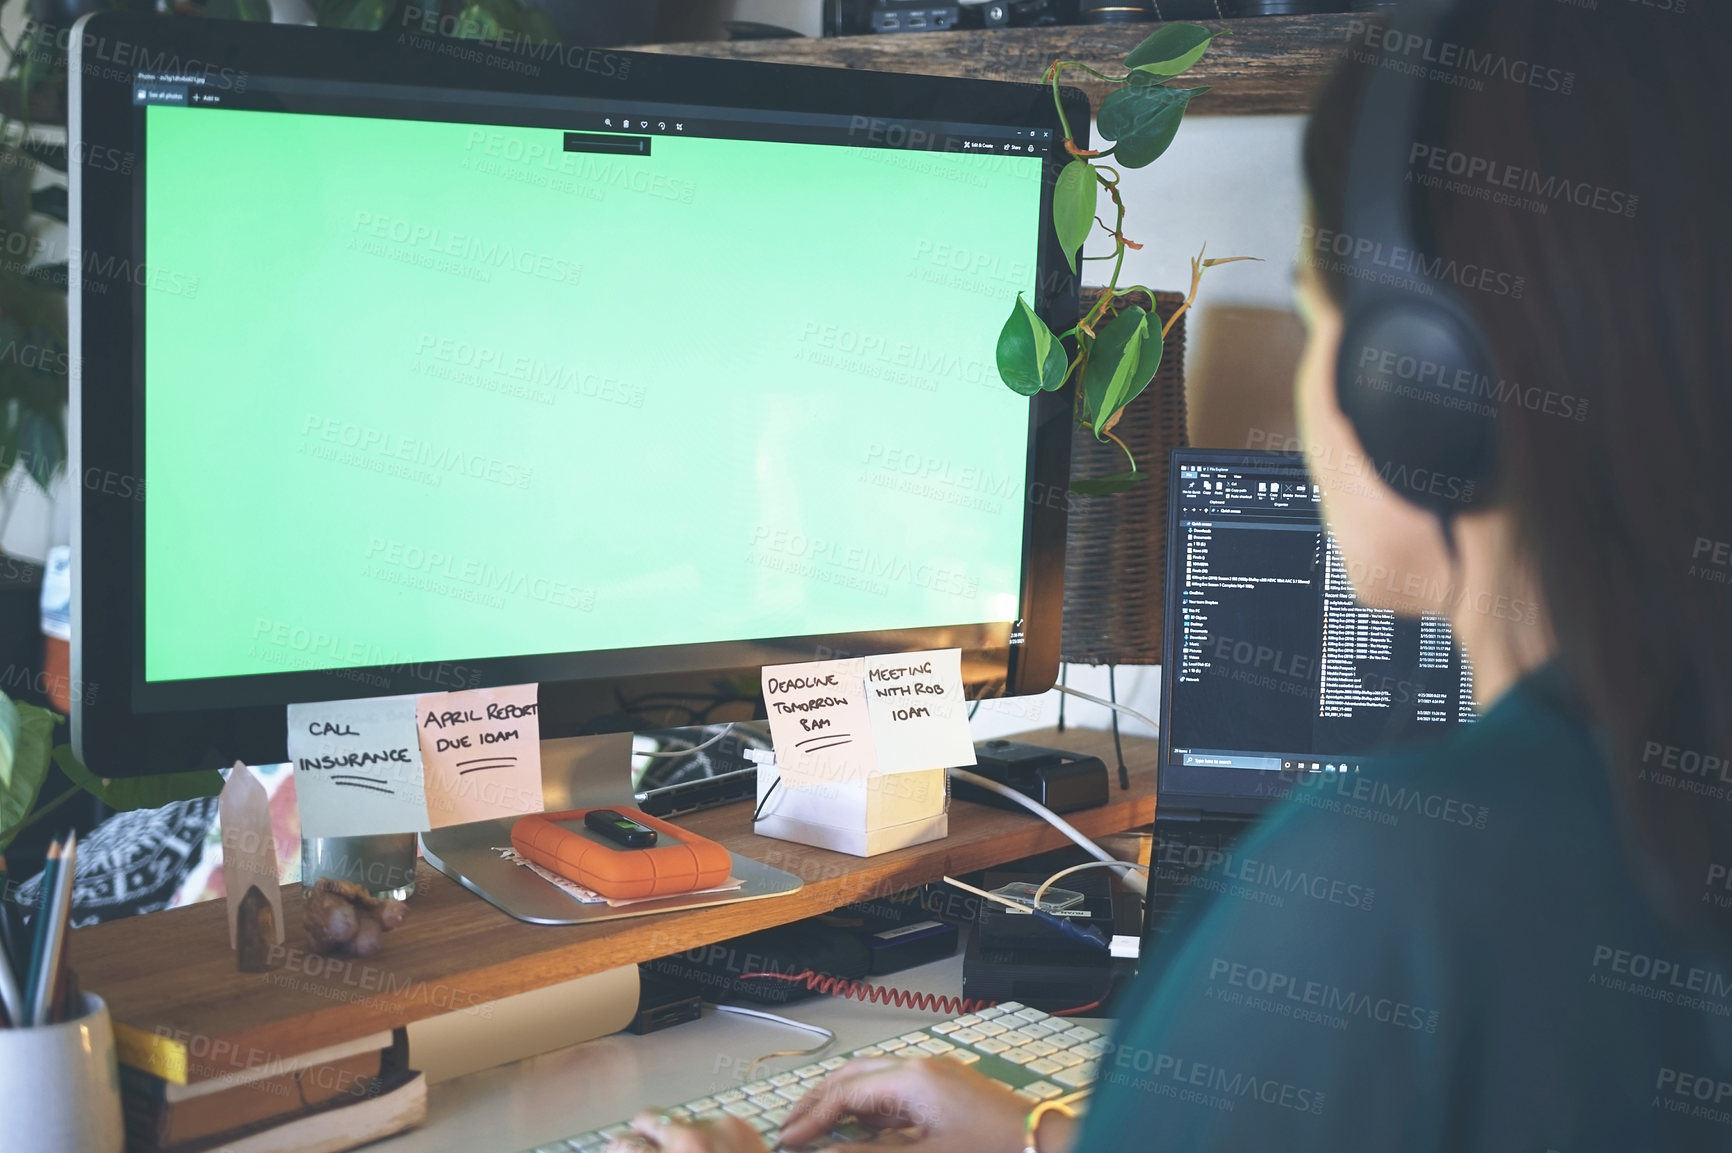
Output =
[
  {"x1": 760, "y1": 648, "x2": 976, "y2": 783},
  {"x1": 290, "y1": 685, "x2": 545, "y2": 837}
]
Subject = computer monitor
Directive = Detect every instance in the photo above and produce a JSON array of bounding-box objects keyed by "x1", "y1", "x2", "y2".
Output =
[
  {"x1": 69, "y1": 15, "x2": 1083, "y2": 776},
  {"x1": 1158, "y1": 448, "x2": 1479, "y2": 816}
]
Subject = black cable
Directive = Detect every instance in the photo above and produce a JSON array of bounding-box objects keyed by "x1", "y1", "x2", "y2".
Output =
[
  {"x1": 752, "y1": 777, "x2": 781, "y2": 821},
  {"x1": 1056, "y1": 664, "x2": 1068, "y2": 733},
  {"x1": 1109, "y1": 666, "x2": 1129, "y2": 791}
]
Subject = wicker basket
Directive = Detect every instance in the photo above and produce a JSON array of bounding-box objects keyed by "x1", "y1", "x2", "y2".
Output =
[{"x1": 1060, "y1": 289, "x2": 1189, "y2": 666}]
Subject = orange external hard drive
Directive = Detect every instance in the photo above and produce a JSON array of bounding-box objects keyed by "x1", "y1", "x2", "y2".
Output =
[{"x1": 511, "y1": 807, "x2": 732, "y2": 900}]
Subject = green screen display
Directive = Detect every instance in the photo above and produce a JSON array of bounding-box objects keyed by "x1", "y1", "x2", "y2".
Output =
[{"x1": 143, "y1": 106, "x2": 1043, "y2": 682}]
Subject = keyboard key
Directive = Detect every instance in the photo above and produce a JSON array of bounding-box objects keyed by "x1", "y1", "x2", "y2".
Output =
[
  {"x1": 742, "y1": 1080, "x2": 774, "y2": 1096},
  {"x1": 1001, "y1": 1047, "x2": 1038, "y2": 1065},
  {"x1": 749, "y1": 1094, "x2": 784, "y2": 1111},
  {"x1": 1055, "y1": 1063, "x2": 1097, "y2": 1088},
  {"x1": 974, "y1": 1022, "x2": 1009, "y2": 1037},
  {"x1": 769, "y1": 1073, "x2": 799, "y2": 1087},
  {"x1": 917, "y1": 1039, "x2": 956, "y2": 1055},
  {"x1": 1001, "y1": 1028, "x2": 1040, "y2": 1045},
  {"x1": 764, "y1": 1106, "x2": 792, "y2": 1126},
  {"x1": 1014, "y1": 1008, "x2": 1049, "y2": 1023},
  {"x1": 668, "y1": 1107, "x2": 694, "y2": 1121},
  {"x1": 775, "y1": 1086, "x2": 807, "y2": 1103},
  {"x1": 1062, "y1": 1026, "x2": 1100, "y2": 1042},
  {"x1": 1018, "y1": 1080, "x2": 1064, "y2": 1101},
  {"x1": 1020, "y1": 1023, "x2": 1061, "y2": 1039},
  {"x1": 951, "y1": 1028, "x2": 985, "y2": 1044},
  {"x1": 943, "y1": 1049, "x2": 981, "y2": 1066},
  {"x1": 1026, "y1": 1058, "x2": 1063, "y2": 1076},
  {"x1": 687, "y1": 1098, "x2": 717, "y2": 1112},
  {"x1": 974, "y1": 1037, "x2": 1011, "y2": 1054},
  {"x1": 899, "y1": 1032, "x2": 931, "y2": 1045},
  {"x1": 1050, "y1": 1050, "x2": 1085, "y2": 1069},
  {"x1": 723, "y1": 1101, "x2": 761, "y2": 1119},
  {"x1": 1023, "y1": 1041, "x2": 1059, "y2": 1057},
  {"x1": 976, "y1": 1006, "x2": 1008, "y2": 1020},
  {"x1": 931, "y1": 1021, "x2": 961, "y2": 1035},
  {"x1": 694, "y1": 1109, "x2": 727, "y2": 1123},
  {"x1": 794, "y1": 1064, "x2": 825, "y2": 1078},
  {"x1": 1073, "y1": 1041, "x2": 1105, "y2": 1059},
  {"x1": 820, "y1": 1057, "x2": 849, "y2": 1070},
  {"x1": 879, "y1": 1038, "x2": 909, "y2": 1052},
  {"x1": 853, "y1": 1046, "x2": 885, "y2": 1058},
  {"x1": 997, "y1": 1002, "x2": 1026, "y2": 1014},
  {"x1": 716, "y1": 1089, "x2": 747, "y2": 1104},
  {"x1": 955, "y1": 1014, "x2": 983, "y2": 1027}
]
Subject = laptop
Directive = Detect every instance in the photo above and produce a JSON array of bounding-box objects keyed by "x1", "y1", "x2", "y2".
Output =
[{"x1": 1147, "y1": 448, "x2": 1480, "y2": 947}]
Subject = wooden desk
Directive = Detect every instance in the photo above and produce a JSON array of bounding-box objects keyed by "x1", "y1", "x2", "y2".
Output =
[{"x1": 72, "y1": 728, "x2": 1156, "y2": 1082}]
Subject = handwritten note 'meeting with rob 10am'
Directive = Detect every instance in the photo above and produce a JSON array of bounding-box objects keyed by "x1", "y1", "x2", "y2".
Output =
[
  {"x1": 760, "y1": 649, "x2": 976, "y2": 781},
  {"x1": 288, "y1": 695, "x2": 429, "y2": 837},
  {"x1": 417, "y1": 683, "x2": 545, "y2": 828},
  {"x1": 862, "y1": 649, "x2": 976, "y2": 774}
]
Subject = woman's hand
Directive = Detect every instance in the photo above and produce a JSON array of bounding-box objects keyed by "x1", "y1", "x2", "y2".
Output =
[
  {"x1": 778, "y1": 1055, "x2": 1037, "y2": 1153},
  {"x1": 604, "y1": 1111, "x2": 769, "y2": 1153}
]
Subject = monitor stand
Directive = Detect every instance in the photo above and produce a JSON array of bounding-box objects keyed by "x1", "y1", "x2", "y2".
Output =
[{"x1": 420, "y1": 731, "x2": 802, "y2": 925}]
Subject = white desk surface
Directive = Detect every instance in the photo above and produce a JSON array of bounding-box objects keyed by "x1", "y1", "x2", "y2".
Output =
[{"x1": 373, "y1": 952, "x2": 1111, "y2": 1153}]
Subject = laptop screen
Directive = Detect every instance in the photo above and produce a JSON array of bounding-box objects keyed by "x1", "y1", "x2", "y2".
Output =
[{"x1": 1158, "y1": 449, "x2": 1482, "y2": 814}]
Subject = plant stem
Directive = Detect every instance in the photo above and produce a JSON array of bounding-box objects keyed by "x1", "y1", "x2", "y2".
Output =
[
  {"x1": 0, "y1": 784, "x2": 78, "y2": 848},
  {"x1": 1101, "y1": 428, "x2": 1138, "y2": 475}
]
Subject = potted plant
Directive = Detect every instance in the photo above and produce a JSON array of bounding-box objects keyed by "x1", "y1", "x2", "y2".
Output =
[{"x1": 996, "y1": 23, "x2": 1254, "y2": 674}]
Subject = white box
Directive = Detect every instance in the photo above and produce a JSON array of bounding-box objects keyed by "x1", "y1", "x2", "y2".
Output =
[{"x1": 754, "y1": 764, "x2": 948, "y2": 857}]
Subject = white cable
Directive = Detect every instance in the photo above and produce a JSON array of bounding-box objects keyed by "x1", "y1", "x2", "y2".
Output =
[
  {"x1": 1034, "y1": 860, "x2": 1151, "y2": 910},
  {"x1": 1051, "y1": 684, "x2": 1160, "y2": 738},
  {"x1": 947, "y1": 767, "x2": 1147, "y2": 898},
  {"x1": 715, "y1": 1004, "x2": 835, "y2": 1076},
  {"x1": 633, "y1": 723, "x2": 736, "y2": 758}
]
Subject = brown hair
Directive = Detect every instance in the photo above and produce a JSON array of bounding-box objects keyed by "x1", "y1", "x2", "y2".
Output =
[{"x1": 1304, "y1": 0, "x2": 1732, "y2": 933}]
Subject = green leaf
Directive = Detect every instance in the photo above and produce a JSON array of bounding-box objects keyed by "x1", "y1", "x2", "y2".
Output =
[
  {"x1": 452, "y1": 3, "x2": 505, "y2": 39},
  {"x1": 1096, "y1": 83, "x2": 1208, "y2": 169},
  {"x1": 0, "y1": 703, "x2": 56, "y2": 849},
  {"x1": 995, "y1": 294, "x2": 1069, "y2": 397},
  {"x1": 1081, "y1": 305, "x2": 1162, "y2": 438},
  {"x1": 203, "y1": 0, "x2": 273, "y2": 21},
  {"x1": 1071, "y1": 470, "x2": 1147, "y2": 495},
  {"x1": 0, "y1": 693, "x2": 17, "y2": 789},
  {"x1": 1124, "y1": 23, "x2": 1222, "y2": 77},
  {"x1": 50, "y1": 745, "x2": 224, "y2": 812},
  {"x1": 1053, "y1": 161, "x2": 1098, "y2": 276},
  {"x1": 314, "y1": 0, "x2": 392, "y2": 29}
]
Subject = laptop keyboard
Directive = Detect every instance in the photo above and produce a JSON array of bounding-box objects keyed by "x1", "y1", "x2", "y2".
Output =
[{"x1": 528, "y1": 1002, "x2": 1101, "y2": 1151}]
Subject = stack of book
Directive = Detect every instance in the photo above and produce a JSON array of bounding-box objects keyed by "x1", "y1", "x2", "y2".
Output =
[{"x1": 118, "y1": 1029, "x2": 426, "y2": 1153}]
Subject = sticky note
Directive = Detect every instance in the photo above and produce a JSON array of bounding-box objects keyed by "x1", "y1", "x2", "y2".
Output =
[
  {"x1": 289, "y1": 695, "x2": 429, "y2": 837},
  {"x1": 863, "y1": 648, "x2": 977, "y2": 774},
  {"x1": 418, "y1": 684, "x2": 545, "y2": 828},
  {"x1": 761, "y1": 657, "x2": 880, "y2": 785}
]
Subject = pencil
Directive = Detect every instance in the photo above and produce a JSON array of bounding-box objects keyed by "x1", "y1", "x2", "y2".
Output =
[
  {"x1": 32, "y1": 831, "x2": 75, "y2": 1026},
  {"x1": 22, "y1": 840, "x2": 59, "y2": 1025}
]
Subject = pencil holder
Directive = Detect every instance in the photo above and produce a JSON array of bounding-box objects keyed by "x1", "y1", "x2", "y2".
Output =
[{"x1": 0, "y1": 991, "x2": 124, "y2": 1153}]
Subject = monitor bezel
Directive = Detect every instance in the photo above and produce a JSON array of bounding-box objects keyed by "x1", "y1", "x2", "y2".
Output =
[{"x1": 71, "y1": 13, "x2": 1083, "y2": 776}]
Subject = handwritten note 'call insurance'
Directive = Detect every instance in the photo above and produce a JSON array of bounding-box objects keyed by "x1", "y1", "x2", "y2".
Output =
[{"x1": 288, "y1": 695, "x2": 428, "y2": 837}]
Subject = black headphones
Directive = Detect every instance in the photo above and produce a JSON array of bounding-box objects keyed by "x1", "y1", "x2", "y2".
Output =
[{"x1": 1334, "y1": 0, "x2": 1501, "y2": 519}]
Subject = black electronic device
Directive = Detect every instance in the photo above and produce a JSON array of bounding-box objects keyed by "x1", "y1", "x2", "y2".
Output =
[
  {"x1": 956, "y1": 739, "x2": 1109, "y2": 814},
  {"x1": 965, "y1": 0, "x2": 1062, "y2": 27},
  {"x1": 582, "y1": 809, "x2": 658, "y2": 848},
  {"x1": 964, "y1": 870, "x2": 1116, "y2": 1011},
  {"x1": 626, "y1": 970, "x2": 705, "y2": 1035},
  {"x1": 644, "y1": 922, "x2": 871, "y2": 1005},
  {"x1": 70, "y1": 14, "x2": 1083, "y2": 777},
  {"x1": 869, "y1": 1, "x2": 960, "y2": 32},
  {"x1": 1333, "y1": 0, "x2": 1500, "y2": 517}
]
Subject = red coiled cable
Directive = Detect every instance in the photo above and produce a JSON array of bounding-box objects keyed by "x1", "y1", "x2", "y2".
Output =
[{"x1": 740, "y1": 970, "x2": 995, "y2": 1016}]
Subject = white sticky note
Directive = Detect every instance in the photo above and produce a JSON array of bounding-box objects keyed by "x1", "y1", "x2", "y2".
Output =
[
  {"x1": 761, "y1": 657, "x2": 880, "y2": 785},
  {"x1": 863, "y1": 648, "x2": 977, "y2": 774},
  {"x1": 289, "y1": 695, "x2": 429, "y2": 837},
  {"x1": 418, "y1": 684, "x2": 546, "y2": 828}
]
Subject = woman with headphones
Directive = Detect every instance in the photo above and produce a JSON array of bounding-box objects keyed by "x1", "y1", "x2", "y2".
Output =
[{"x1": 612, "y1": 1, "x2": 1731, "y2": 1148}]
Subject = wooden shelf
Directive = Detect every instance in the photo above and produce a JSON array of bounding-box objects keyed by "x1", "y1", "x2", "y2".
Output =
[
  {"x1": 631, "y1": 14, "x2": 1354, "y2": 116},
  {"x1": 72, "y1": 727, "x2": 1157, "y2": 1083}
]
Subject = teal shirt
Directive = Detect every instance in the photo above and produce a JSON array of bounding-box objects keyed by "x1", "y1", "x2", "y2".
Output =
[{"x1": 1081, "y1": 667, "x2": 1732, "y2": 1151}]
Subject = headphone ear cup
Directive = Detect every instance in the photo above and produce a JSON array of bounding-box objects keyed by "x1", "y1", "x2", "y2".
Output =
[{"x1": 1334, "y1": 296, "x2": 1501, "y2": 515}]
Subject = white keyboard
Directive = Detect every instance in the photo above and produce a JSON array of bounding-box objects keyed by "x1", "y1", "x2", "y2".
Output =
[{"x1": 526, "y1": 1002, "x2": 1102, "y2": 1152}]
